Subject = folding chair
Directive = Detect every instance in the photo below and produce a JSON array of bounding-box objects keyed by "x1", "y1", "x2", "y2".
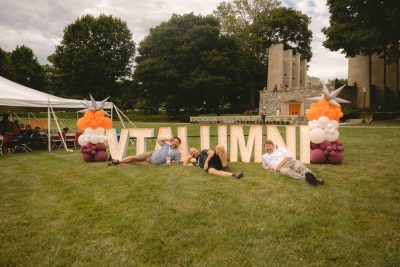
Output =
[
  {"x1": 0, "y1": 135, "x2": 3, "y2": 156},
  {"x1": 50, "y1": 133, "x2": 63, "y2": 149},
  {"x1": 65, "y1": 132, "x2": 76, "y2": 148}
]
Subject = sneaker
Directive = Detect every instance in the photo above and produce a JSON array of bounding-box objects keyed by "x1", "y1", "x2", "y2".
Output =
[
  {"x1": 317, "y1": 178, "x2": 325, "y2": 185},
  {"x1": 305, "y1": 172, "x2": 318, "y2": 185},
  {"x1": 232, "y1": 172, "x2": 243, "y2": 179}
]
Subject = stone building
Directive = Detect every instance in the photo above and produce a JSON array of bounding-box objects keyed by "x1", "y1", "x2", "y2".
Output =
[
  {"x1": 348, "y1": 54, "x2": 400, "y2": 111},
  {"x1": 259, "y1": 44, "x2": 323, "y2": 124}
]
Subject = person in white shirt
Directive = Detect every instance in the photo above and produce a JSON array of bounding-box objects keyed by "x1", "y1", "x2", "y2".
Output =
[{"x1": 261, "y1": 140, "x2": 324, "y2": 185}]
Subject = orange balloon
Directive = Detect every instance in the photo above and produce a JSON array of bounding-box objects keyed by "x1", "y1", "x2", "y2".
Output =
[
  {"x1": 84, "y1": 111, "x2": 95, "y2": 120},
  {"x1": 77, "y1": 118, "x2": 87, "y2": 131},
  {"x1": 95, "y1": 110, "x2": 105, "y2": 118},
  {"x1": 103, "y1": 117, "x2": 112, "y2": 129}
]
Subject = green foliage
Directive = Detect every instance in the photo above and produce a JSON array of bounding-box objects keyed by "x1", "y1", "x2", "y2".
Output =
[
  {"x1": 135, "y1": 13, "x2": 245, "y2": 115},
  {"x1": 0, "y1": 46, "x2": 46, "y2": 90},
  {"x1": 49, "y1": 14, "x2": 136, "y2": 99},
  {"x1": 214, "y1": 0, "x2": 313, "y2": 107},
  {"x1": 322, "y1": 0, "x2": 400, "y2": 63}
]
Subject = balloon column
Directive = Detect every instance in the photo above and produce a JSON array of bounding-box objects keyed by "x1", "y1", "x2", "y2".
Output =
[
  {"x1": 76, "y1": 95, "x2": 112, "y2": 162},
  {"x1": 306, "y1": 84, "x2": 350, "y2": 165}
]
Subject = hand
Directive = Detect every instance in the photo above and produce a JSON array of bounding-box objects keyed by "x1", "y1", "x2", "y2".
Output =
[{"x1": 203, "y1": 162, "x2": 208, "y2": 171}]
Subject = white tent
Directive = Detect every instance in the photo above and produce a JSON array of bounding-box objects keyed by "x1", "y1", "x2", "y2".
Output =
[
  {"x1": 0, "y1": 76, "x2": 113, "y2": 109},
  {"x1": 0, "y1": 76, "x2": 115, "y2": 152}
]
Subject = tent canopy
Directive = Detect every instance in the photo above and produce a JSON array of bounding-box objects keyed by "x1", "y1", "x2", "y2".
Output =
[{"x1": 0, "y1": 76, "x2": 113, "y2": 109}]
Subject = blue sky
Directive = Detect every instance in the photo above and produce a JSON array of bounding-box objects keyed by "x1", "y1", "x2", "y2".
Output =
[{"x1": 0, "y1": 0, "x2": 347, "y2": 81}]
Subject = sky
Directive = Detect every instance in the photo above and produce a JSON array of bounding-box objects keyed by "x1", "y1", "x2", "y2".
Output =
[{"x1": 0, "y1": 0, "x2": 348, "y2": 81}]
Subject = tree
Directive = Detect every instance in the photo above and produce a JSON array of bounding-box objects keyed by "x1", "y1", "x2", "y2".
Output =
[
  {"x1": 49, "y1": 14, "x2": 136, "y2": 99},
  {"x1": 322, "y1": 0, "x2": 400, "y2": 108},
  {"x1": 0, "y1": 47, "x2": 12, "y2": 78},
  {"x1": 214, "y1": 0, "x2": 313, "y2": 108},
  {"x1": 9, "y1": 45, "x2": 46, "y2": 90},
  {"x1": 135, "y1": 13, "x2": 245, "y2": 115},
  {"x1": 0, "y1": 46, "x2": 46, "y2": 90},
  {"x1": 322, "y1": 0, "x2": 400, "y2": 63}
]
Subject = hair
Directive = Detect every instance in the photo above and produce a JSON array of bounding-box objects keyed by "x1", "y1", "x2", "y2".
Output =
[
  {"x1": 264, "y1": 140, "x2": 274, "y2": 145},
  {"x1": 173, "y1": 137, "x2": 181, "y2": 144}
]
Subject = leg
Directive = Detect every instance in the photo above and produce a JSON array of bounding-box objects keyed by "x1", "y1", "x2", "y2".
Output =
[
  {"x1": 208, "y1": 168, "x2": 234, "y2": 177},
  {"x1": 119, "y1": 151, "x2": 152, "y2": 164},
  {"x1": 280, "y1": 167, "x2": 304, "y2": 180},
  {"x1": 291, "y1": 160, "x2": 312, "y2": 177},
  {"x1": 215, "y1": 145, "x2": 228, "y2": 167}
]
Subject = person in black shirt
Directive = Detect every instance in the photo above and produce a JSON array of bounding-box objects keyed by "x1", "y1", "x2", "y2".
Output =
[{"x1": 183, "y1": 145, "x2": 243, "y2": 179}]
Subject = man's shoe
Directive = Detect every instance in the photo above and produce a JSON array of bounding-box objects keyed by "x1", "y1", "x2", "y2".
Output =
[
  {"x1": 317, "y1": 179, "x2": 324, "y2": 185},
  {"x1": 232, "y1": 172, "x2": 243, "y2": 179},
  {"x1": 305, "y1": 172, "x2": 318, "y2": 185}
]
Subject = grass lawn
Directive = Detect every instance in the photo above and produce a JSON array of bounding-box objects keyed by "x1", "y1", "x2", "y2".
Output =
[{"x1": 1, "y1": 124, "x2": 400, "y2": 266}]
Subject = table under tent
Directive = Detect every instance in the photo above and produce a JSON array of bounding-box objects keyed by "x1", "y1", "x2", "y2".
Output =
[{"x1": 0, "y1": 76, "x2": 135, "y2": 153}]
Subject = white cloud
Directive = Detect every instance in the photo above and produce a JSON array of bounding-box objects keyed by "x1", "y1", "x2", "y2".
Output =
[{"x1": 0, "y1": 0, "x2": 347, "y2": 80}]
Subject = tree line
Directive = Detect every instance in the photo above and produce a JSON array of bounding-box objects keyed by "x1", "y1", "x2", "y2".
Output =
[{"x1": 3, "y1": 0, "x2": 396, "y2": 115}]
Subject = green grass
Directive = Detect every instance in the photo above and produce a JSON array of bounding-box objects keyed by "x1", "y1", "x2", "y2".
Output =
[{"x1": 1, "y1": 125, "x2": 400, "y2": 266}]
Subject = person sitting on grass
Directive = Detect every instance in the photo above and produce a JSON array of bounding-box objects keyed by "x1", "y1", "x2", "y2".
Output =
[
  {"x1": 183, "y1": 145, "x2": 243, "y2": 179},
  {"x1": 110, "y1": 137, "x2": 181, "y2": 166},
  {"x1": 261, "y1": 140, "x2": 324, "y2": 185}
]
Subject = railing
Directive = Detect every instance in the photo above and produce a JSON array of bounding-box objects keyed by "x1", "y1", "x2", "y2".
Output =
[{"x1": 190, "y1": 115, "x2": 308, "y2": 125}]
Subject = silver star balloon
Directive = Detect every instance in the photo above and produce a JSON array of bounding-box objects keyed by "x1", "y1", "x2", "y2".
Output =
[
  {"x1": 78, "y1": 94, "x2": 111, "y2": 116},
  {"x1": 308, "y1": 83, "x2": 351, "y2": 107}
]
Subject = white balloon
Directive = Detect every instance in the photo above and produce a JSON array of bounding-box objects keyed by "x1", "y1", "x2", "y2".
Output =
[
  {"x1": 317, "y1": 116, "x2": 330, "y2": 129},
  {"x1": 78, "y1": 134, "x2": 89, "y2": 146},
  {"x1": 330, "y1": 120, "x2": 339, "y2": 129},
  {"x1": 329, "y1": 128, "x2": 336, "y2": 134},
  {"x1": 98, "y1": 134, "x2": 106, "y2": 143},
  {"x1": 84, "y1": 127, "x2": 95, "y2": 134},
  {"x1": 326, "y1": 130, "x2": 339, "y2": 142},
  {"x1": 95, "y1": 127, "x2": 105, "y2": 135},
  {"x1": 89, "y1": 133, "x2": 100, "y2": 144},
  {"x1": 310, "y1": 128, "x2": 326, "y2": 144}
]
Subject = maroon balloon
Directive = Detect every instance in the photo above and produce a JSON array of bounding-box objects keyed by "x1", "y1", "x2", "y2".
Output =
[
  {"x1": 94, "y1": 150, "x2": 108, "y2": 161},
  {"x1": 324, "y1": 150, "x2": 329, "y2": 155},
  {"x1": 320, "y1": 140, "x2": 332, "y2": 151},
  {"x1": 329, "y1": 151, "x2": 336, "y2": 157},
  {"x1": 310, "y1": 142, "x2": 320, "y2": 150},
  {"x1": 326, "y1": 145, "x2": 333, "y2": 152},
  {"x1": 96, "y1": 143, "x2": 106, "y2": 151},
  {"x1": 337, "y1": 145, "x2": 344, "y2": 151},
  {"x1": 87, "y1": 142, "x2": 93, "y2": 148},
  {"x1": 311, "y1": 149, "x2": 327, "y2": 164},
  {"x1": 328, "y1": 151, "x2": 343, "y2": 165},
  {"x1": 91, "y1": 150, "x2": 97, "y2": 155},
  {"x1": 82, "y1": 153, "x2": 93, "y2": 162},
  {"x1": 82, "y1": 145, "x2": 87, "y2": 149}
]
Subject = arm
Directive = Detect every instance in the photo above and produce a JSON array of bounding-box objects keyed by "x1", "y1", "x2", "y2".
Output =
[
  {"x1": 156, "y1": 137, "x2": 172, "y2": 146},
  {"x1": 275, "y1": 156, "x2": 291, "y2": 172},
  {"x1": 181, "y1": 154, "x2": 193, "y2": 165},
  {"x1": 172, "y1": 152, "x2": 181, "y2": 164},
  {"x1": 261, "y1": 156, "x2": 272, "y2": 171},
  {"x1": 203, "y1": 150, "x2": 215, "y2": 170}
]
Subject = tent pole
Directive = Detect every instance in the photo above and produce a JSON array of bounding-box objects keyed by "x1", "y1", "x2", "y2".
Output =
[{"x1": 48, "y1": 107, "x2": 51, "y2": 152}]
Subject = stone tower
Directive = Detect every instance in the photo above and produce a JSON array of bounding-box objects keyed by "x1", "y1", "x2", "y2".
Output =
[
  {"x1": 348, "y1": 54, "x2": 400, "y2": 110},
  {"x1": 266, "y1": 44, "x2": 307, "y2": 91}
]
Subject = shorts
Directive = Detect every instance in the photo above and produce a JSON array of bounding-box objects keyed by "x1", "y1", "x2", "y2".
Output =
[{"x1": 207, "y1": 155, "x2": 223, "y2": 170}]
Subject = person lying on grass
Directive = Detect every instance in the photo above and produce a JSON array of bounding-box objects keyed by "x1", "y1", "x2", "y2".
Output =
[
  {"x1": 182, "y1": 145, "x2": 243, "y2": 179},
  {"x1": 261, "y1": 140, "x2": 324, "y2": 185},
  {"x1": 110, "y1": 137, "x2": 181, "y2": 165}
]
